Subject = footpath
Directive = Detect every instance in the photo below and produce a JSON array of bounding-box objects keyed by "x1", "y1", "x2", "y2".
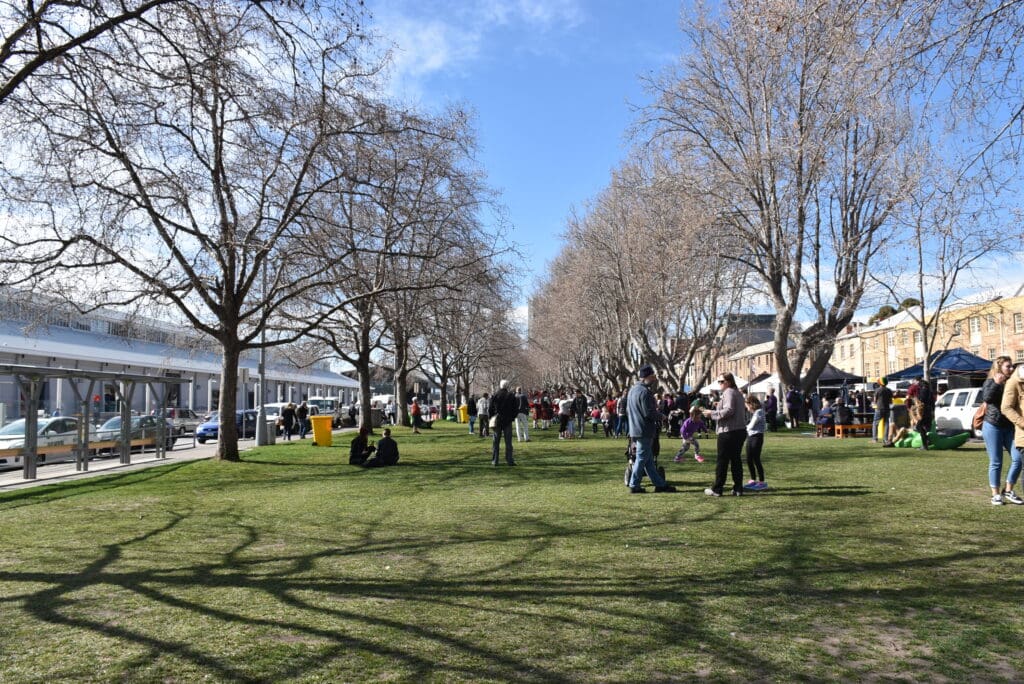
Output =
[{"x1": 0, "y1": 429, "x2": 355, "y2": 491}]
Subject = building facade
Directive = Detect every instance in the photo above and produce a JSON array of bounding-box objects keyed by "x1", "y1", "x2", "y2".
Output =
[
  {"x1": 831, "y1": 286, "x2": 1024, "y2": 378},
  {"x1": 0, "y1": 296, "x2": 358, "y2": 420}
]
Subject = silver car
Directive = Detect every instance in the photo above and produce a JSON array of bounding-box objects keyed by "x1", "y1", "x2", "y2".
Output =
[{"x1": 0, "y1": 416, "x2": 82, "y2": 469}]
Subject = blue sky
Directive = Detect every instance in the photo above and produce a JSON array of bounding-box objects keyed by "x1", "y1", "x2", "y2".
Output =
[{"x1": 371, "y1": 0, "x2": 684, "y2": 294}]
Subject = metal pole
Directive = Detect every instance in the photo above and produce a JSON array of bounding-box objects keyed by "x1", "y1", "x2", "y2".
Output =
[{"x1": 256, "y1": 262, "x2": 268, "y2": 446}]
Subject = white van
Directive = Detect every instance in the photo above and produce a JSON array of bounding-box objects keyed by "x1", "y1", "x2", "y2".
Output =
[{"x1": 934, "y1": 387, "x2": 983, "y2": 437}]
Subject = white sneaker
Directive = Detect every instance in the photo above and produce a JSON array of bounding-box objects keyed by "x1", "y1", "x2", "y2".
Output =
[
  {"x1": 1004, "y1": 490, "x2": 1024, "y2": 505},
  {"x1": 992, "y1": 494, "x2": 1004, "y2": 506}
]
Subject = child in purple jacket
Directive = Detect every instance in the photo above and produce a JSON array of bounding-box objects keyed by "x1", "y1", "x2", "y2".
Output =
[{"x1": 673, "y1": 407, "x2": 706, "y2": 463}]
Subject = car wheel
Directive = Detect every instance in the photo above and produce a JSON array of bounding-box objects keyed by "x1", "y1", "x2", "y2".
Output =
[{"x1": 197, "y1": 437, "x2": 206, "y2": 444}]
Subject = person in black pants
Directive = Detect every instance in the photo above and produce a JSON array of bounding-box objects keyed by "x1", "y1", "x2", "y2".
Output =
[{"x1": 703, "y1": 372, "x2": 748, "y2": 496}]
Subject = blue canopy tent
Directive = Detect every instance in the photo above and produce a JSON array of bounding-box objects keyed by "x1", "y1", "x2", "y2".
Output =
[{"x1": 887, "y1": 348, "x2": 990, "y2": 388}]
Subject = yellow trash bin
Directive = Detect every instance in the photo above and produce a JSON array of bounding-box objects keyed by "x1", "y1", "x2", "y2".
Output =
[
  {"x1": 458, "y1": 404, "x2": 469, "y2": 424},
  {"x1": 310, "y1": 415, "x2": 333, "y2": 446}
]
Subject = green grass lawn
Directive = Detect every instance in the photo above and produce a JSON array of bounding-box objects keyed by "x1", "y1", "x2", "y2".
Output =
[{"x1": 0, "y1": 421, "x2": 1016, "y2": 682}]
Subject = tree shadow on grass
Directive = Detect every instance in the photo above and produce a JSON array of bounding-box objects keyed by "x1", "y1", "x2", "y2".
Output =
[
  {"x1": 0, "y1": 460, "x2": 197, "y2": 510},
  {"x1": 2, "y1": 500, "x2": 1012, "y2": 682}
]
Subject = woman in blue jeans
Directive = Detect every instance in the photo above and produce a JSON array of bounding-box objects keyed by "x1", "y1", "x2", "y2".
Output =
[{"x1": 982, "y1": 356, "x2": 1022, "y2": 506}]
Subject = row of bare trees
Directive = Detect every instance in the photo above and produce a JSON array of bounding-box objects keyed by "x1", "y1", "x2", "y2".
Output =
[
  {"x1": 0, "y1": 0, "x2": 516, "y2": 459},
  {"x1": 529, "y1": 149, "x2": 748, "y2": 394},
  {"x1": 534, "y1": 0, "x2": 1024, "y2": 394}
]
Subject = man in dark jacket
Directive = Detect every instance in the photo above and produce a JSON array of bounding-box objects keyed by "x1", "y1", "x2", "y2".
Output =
[
  {"x1": 626, "y1": 364, "x2": 676, "y2": 494},
  {"x1": 488, "y1": 380, "x2": 519, "y2": 466},
  {"x1": 915, "y1": 377, "x2": 936, "y2": 450},
  {"x1": 362, "y1": 428, "x2": 399, "y2": 468},
  {"x1": 572, "y1": 390, "x2": 589, "y2": 439}
]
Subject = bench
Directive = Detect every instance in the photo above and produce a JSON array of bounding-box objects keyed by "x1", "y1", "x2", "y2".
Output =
[{"x1": 834, "y1": 423, "x2": 872, "y2": 438}]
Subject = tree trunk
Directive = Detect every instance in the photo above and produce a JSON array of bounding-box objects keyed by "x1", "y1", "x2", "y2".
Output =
[{"x1": 216, "y1": 341, "x2": 241, "y2": 461}]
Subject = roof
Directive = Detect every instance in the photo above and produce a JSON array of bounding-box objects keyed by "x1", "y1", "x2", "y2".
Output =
[
  {"x1": 888, "y1": 348, "x2": 991, "y2": 379},
  {"x1": 0, "y1": 320, "x2": 358, "y2": 388}
]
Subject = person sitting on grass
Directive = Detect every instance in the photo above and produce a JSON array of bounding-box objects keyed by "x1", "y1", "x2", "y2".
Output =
[
  {"x1": 349, "y1": 426, "x2": 375, "y2": 465},
  {"x1": 361, "y1": 428, "x2": 399, "y2": 468}
]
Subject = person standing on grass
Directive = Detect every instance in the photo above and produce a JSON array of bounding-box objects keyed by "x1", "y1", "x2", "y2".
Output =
[
  {"x1": 985, "y1": 356, "x2": 1024, "y2": 505},
  {"x1": 281, "y1": 402, "x2": 296, "y2": 441},
  {"x1": 673, "y1": 406, "x2": 706, "y2": 463},
  {"x1": 703, "y1": 372, "x2": 747, "y2": 497},
  {"x1": 410, "y1": 399, "x2": 423, "y2": 434},
  {"x1": 515, "y1": 386, "x2": 531, "y2": 442},
  {"x1": 489, "y1": 380, "x2": 518, "y2": 466},
  {"x1": 477, "y1": 393, "x2": 490, "y2": 438},
  {"x1": 297, "y1": 401, "x2": 310, "y2": 439},
  {"x1": 873, "y1": 378, "x2": 893, "y2": 444},
  {"x1": 467, "y1": 395, "x2": 478, "y2": 435},
  {"x1": 785, "y1": 384, "x2": 802, "y2": 429},
  {"x1": 572, "y1": 389, "x2": 588, "y2": 439},
  {"x1": 626, "y1": 364, "x2": 676, "y2": 494},
  {"x1": 743, "y1": 395, "x2": 767, "y2": 491},
  {"x1": 913, "y1": 377, "x2": 935, "y2": 450},
  {"x1": 763, "y1": 387, "x2": 778, "y2": 432},
  {"x1": 615, "y1": 392, "x2": 628, "y2": 437},
  {"x1": 557, "y1": 391, "x2": 573, "y2": 439}
]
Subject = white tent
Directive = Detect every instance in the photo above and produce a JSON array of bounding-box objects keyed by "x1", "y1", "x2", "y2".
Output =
[
  {"x1": 747, "y1": 374, "x2": 780, "y2": 395},
  {"x1": 699, "y1": 375, "x2": 748, "y2": 395}
]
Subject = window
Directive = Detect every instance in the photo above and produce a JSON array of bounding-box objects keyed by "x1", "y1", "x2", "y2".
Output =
[
  {"x1": 849, "y1": 344, "x2": 855, "y2": 359},
  {"x1": 887, "y1": 331, "x2": 895, "y2": 345},
  {"x1": 1016, "y1": 350, "x2": 1024, "y2": 363},
  {"x1": 1016, "y1": 313, "x2": 1023, "y2": 334},
  {"x1": 989, "y1": 348, "x2": 997, "y2": 359},
  {"x1": 988, "y1": 314, "x2": 996, "y2": 332},
  {"x1": 913, "y1": 331, "x2": 923, "y2": 343},
  {"x1": 839, "y1": 345, "x2": 845, "y2": 360},
  {"x1": 970, "y1": 316, "x2": 981, "y2": 334},
  {"x1": 899, "y1": 330, "x2": 908, "y2": 346},
  {"x1": 953, "y1": 321, "x2": 962, "y2": 335}
]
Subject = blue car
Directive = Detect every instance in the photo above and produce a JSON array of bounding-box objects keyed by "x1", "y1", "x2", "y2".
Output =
[{"x1": 195, "y1": 410, "x2": 258, "y2": 444}]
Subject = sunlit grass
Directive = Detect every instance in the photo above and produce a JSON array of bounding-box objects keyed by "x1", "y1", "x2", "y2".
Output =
[{"x1": 0, "y1": 420, "x2": 1011, "y2": 682}]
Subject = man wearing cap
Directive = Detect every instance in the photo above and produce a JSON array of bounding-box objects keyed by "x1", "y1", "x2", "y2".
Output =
[
  {"x1": 626, "y1": 364, "x2": 676, "y2": 493},
  {"x1": 872, "y1": 377, "x2": 893, "y2": 444}
]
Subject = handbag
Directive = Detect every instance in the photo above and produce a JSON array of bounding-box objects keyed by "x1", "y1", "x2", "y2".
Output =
[
  {"x1": 488, "y1": 415, "x2": 498, "y2": 429},
  {"x1": 972, "y1": 402, "x2": 987, "y2": 432}
]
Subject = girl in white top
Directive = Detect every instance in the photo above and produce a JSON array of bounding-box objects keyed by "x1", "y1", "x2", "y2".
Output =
[{"x1": 744, "y1": 396, "x2": 768, "y2": 491}]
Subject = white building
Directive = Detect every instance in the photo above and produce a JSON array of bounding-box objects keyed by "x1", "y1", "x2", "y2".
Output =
[{"x1": 0, "y1": 297, "x2": 358, "y2": 420}]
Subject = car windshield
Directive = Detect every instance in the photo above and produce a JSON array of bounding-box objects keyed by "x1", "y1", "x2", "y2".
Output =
[
  {"x1": 99, "y1": 417, "x2": 123, "y2": 430},
  {"x1": 0, "y1": 419, "x2": 27, "y2": 436}
]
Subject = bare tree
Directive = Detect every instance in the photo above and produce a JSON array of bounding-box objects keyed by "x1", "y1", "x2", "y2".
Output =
[
  {"x1": 0, "y1": 0, "x2": 380, "y2": 460},
  {"x1": 302, "y1": 107, "x2": 495, "y2": 430},
  {"x1": 0, "y1": 0, "x2": 196, "y2": 104},
  {"x1": 531, "y1": 147, "x2": 747, "y2": 394},
  {"x1": 870, "y1": 158, "x2": 1009, "y2": 379},
  {"x1": 642, "y1": 0, "x2": 916, "y2": 392}
]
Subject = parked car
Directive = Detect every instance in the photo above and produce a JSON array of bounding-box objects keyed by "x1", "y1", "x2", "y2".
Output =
[
  {"x1": 934, "y1": 387, "x2": 983, "y2": 437},
  {"x1": 0, "y1": 416, "x2": 82, "y2": 468},
  {"x1": 196, "y1": 410, "x2": 258, "y2": 444},
  {"x1": 151, "y1": 408, "x2": 204, "y2": 436},
  {"x1": 95, "y1": 415, "x2": 177, "y2": 450},
  {"x1": 260, "y1": 403, "x2": 289, "y2": 435}
]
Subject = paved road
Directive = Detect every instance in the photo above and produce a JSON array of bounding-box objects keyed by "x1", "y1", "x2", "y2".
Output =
[{"x1": 0, "y1": 430, "x2": 354, "y2": 491}]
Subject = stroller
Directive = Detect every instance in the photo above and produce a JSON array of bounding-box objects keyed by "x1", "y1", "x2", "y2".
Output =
[{"x1": 623, "y1": 434, "x2": 665, "y2": 486}]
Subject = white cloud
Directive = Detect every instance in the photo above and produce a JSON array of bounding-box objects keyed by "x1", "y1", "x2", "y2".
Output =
[{"x1": 372, "y1": 0, "x2": 586, "y2": 100}]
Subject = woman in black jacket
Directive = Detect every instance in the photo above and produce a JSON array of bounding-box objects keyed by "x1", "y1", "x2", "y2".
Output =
[{"x1": 982, "y1": 356, "x2": 1022, "y2": 505}]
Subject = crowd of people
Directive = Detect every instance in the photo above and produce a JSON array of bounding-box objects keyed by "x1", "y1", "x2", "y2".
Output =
[{"x1": 342, "y1": 361, "x2": 1019, "y2": 506}]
